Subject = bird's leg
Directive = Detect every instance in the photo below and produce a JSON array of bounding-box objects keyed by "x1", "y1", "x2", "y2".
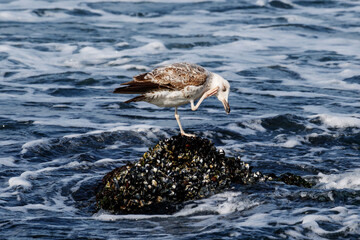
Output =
[
  {"x1": 175, "y1": 107, "x2": 195, "y2": 137},
  {"x1": 191, "y1": 87, "x2": 219, "y2": 111}
]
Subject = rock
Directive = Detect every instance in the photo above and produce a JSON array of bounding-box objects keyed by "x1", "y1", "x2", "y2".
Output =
[{"x1": 96, "y1": 135, "x2": 312, "y2": 214}]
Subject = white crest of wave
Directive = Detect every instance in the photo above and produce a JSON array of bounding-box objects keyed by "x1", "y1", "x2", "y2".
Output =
[
  {"x1": 317, "y1": 114, "x2": 360, "y2": 129},
  {"x1": 317, "y1": 168, "x2": 360, "y2": 190},
  {"x1": 21, "y1": 138, "x2": 50, "y2": 154},
  {"x1": 8, "y1": 167, "x2": 58, "y2": 189},
  {"x1": 8, "y1": 176, "x2": 32, "y2": 189}
]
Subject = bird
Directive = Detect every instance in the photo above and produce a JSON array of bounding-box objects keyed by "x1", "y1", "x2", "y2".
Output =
[{"x1": 113, "y1": 62, "x2": 230, "y2": 137}]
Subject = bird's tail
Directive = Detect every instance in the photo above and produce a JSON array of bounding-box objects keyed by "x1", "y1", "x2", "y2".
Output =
[{"x1": 113, "y1": 83, "x2": 164, "y2": 94}]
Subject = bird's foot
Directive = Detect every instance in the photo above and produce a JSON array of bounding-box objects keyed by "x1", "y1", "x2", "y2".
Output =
[{"x1": 180, "y1": 132, "x2": 196, "y2": 138}]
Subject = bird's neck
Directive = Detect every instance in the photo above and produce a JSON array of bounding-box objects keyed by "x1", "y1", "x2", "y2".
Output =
[{"x1": 207, "y1": 73, "x2": 220, "y2": 90}]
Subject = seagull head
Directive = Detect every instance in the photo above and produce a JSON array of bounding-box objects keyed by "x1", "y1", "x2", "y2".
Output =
[{"x1": 211, "y1": 73, "x2": 231, "y2": 114}]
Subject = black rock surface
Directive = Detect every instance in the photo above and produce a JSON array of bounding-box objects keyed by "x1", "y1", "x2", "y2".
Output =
[{"x1": 96, "y1": 135, "x2": 312, "y2": 214}]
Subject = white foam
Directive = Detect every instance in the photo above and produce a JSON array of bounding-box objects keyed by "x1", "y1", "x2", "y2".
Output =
[
  {"x1": 105, "y1": 141, "x2": 128, "y2": 150},
  {"x1": 175, "y1": 191, "x2": 257, "y2": 216},
  {"x1": 0, "y1": 10, "x2": 39, "y2": 22},
  {"x1": 8, "y1": 167, "x2": 58, "y2": 189},
  {"x1": 303, "y1": 105, "x2": 333, "y2": 115},
  {"x1": 69, "y1": 175, "x2": 94, "y2": 193},
  {"x1": 8, "y1": 176, "x2": 32, "y2": 189},
  {"x1": 273, "y1": 134, "x2": 304, "y2": 148},
  {"x1": 94, "y1": 158, "x2": 119, "y2": 165},
  {"x1": 281, "y1": 137, "x2": 302, "y2": 148},
  {"x1": 63, "y1": 41, "x2": 166, "y2": 69},
  {"x1": 225, "y1": 119, "x2": 266, "y2": 136},
  {"x1": 317, "y1": 169, "x2": 360, "y2": 190},
  {"x1": 4, "y1": 192, "x2": 76, "y2": 213},
  {"x1": 93, "y1": 209, "x2": 171, "y2": 221},
  {"x1": 255, "y1": 0, "x2": 267, "y2": 6},
  {"x1": 21, "y1": 138, "x2": 49, "y2": 154},
  {"x1": 300, "y1": 206, "x2": 360, "y2": 237},
  {"x1": 316, "y1": 114, "x2": 360, "y2": 129},
  {"x1": 107, "y1": 58, "x2": 131, "y2": 66},
  {"x1": 237, "y1": 212, "x2": 276, "y2": 228},
  {"x1": 132, "y1": 147, "x2": 149, "y2": 152},
  {"x1": 0, "y1": 157, "x2": 17, "y2": 167},
  {"x1": 232, "y1": 204, "x2": 360, "y2": 238},
  {"x1": 52, "y1": 104, "x2": 70, "y2": 108},
  {"x1": 302, "y1": 214, "x2": 337, "y2": 235}
]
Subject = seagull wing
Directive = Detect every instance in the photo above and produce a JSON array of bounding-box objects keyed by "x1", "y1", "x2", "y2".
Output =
[{"x1": 113, "y1": 63, "x2": 209, "y2": 94}]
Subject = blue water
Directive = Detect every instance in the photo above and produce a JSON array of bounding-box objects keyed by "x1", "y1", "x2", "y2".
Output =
[{"x1": 1, "y1": 0, "x2": 360, "y2": 239}]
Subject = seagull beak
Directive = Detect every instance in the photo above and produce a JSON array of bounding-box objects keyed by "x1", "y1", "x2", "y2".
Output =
[{"x1": 222, "y1": 100, "x2": 230, "y2": 114}]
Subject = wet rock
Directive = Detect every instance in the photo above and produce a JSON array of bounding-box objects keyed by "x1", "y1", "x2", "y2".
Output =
[
  {"x1": 96, "y1": 135, "x2": 312, "y2": 214},
  {"x1": 276, "y1": 172, "x2": 314, "y2": 188}
]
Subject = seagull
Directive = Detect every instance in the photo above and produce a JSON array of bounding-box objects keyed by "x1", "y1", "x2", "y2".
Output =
[{"x1": 113, "y1": 62, "x2": 230, "y2": 137}]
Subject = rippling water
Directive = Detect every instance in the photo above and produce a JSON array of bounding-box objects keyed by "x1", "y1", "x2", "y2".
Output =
[{"x1": 1, "y1": 0, "x2": 360, "y2": 239}]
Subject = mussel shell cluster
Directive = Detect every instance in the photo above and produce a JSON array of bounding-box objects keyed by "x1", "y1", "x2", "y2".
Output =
[{"x1": 96, "y1": 135, "x2": 312, "y2": 214}]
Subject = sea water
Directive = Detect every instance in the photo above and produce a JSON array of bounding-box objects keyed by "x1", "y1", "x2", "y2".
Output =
[{"x1": 1, "y1": 0, "x2": 360, "y2": 239}]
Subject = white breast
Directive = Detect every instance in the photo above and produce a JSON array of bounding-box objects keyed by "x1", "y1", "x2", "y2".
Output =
[{"x1": 144, "y1": 85, "x2": 206, "y2": 108}]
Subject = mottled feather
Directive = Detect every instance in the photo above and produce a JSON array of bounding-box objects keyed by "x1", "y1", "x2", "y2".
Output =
[{"x1": 113, "y1": 63, "x2": 209, "y2": 95}]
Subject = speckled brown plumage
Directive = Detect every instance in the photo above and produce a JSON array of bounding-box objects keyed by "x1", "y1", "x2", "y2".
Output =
[{"x1": 113, "y1": 63, "x2": 209, "y2": 96}]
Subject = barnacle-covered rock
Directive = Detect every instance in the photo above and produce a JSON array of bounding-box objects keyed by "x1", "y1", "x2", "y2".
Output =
[{"x1": 96, "y1": 135, "x2": 312, "y2": 214}]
